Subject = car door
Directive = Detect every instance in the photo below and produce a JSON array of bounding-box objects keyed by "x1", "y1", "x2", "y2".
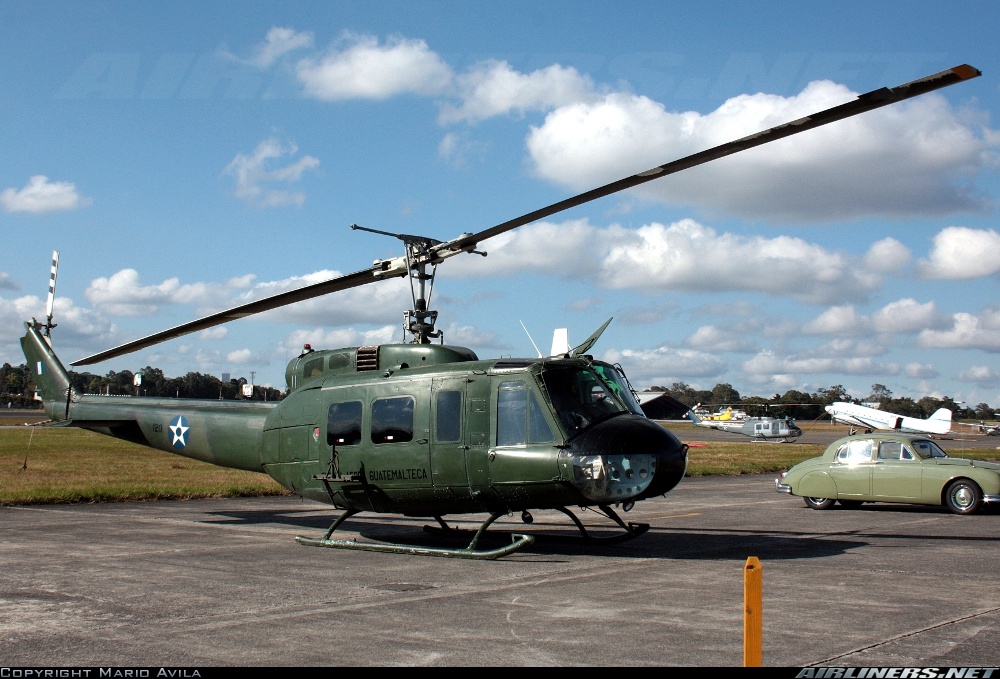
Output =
[
  {"x1": 871, "y1": 440, "x2": 922, "y2": 501},
  {"x1": 827, "y1": 439, "x2": 875, "y2": 499}
]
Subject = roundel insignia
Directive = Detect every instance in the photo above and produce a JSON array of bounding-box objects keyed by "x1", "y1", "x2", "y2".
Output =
[{"x1": 169, "y1": 415, "x2": 190, "y2": 449}]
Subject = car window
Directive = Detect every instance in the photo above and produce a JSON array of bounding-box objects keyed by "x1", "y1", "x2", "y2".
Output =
[
  {"x1": 836, "y1": 439, "x2": 873, "y2": 464},
  {"x1": 878, "y1": 441, "x2": 902, "y2": 460},
  {"x1": 911, "y1": 439, "x2": 948, "y2": 459}
]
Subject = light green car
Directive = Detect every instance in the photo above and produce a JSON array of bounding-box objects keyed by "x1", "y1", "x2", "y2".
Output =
[{"x1": 775, "y1": 433, "x2": 1000, "y2": 515}]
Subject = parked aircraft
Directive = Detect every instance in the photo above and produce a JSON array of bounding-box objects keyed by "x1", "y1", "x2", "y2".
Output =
[
  {"x1": 824, "y1": 402, "x2": 952, "y2": 436},
  {"x1": 689, "y1": 410, "x2": 802, "y2": 442}
]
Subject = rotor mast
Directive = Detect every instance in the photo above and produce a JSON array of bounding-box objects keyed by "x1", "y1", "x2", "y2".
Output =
[{"x1": 352, "y1": 224, "x2": 486, "y2": 344}]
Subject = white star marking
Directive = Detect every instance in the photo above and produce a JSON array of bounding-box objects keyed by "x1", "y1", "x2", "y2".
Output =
[{"x1": 169, "y1": 417, "x2": 189, "y2": 448}]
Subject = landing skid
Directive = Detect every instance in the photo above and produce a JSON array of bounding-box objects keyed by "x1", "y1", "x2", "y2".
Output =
[
  {"x1": 425, "y1": 504, "x2": 649, "y2": 547},
  {"x1": 295, "y1": 509, "x2": 534, "y2": 560}
]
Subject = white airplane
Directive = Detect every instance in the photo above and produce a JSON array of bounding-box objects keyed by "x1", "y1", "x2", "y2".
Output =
[{"x1": 824, "y1": 401, "x2": 953, "y2": 435}]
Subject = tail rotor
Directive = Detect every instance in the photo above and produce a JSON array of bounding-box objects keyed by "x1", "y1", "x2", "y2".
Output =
[{"x1": 43, "y1": 250, "x2": 59, "y2": 341}]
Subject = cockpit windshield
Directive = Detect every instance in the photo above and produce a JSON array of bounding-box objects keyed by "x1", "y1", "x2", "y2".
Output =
[
  {"x1": 541, "y1": 365, "x2": 630, "y2": 436},
  {"x1": 592, "y1": 361, "x2": 645, "y2": 416}
]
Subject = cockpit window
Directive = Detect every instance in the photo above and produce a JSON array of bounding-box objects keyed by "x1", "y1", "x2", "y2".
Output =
[
  {"x1": 496, "y1": 381, "x2": 553, "y2": 446},
  {"x1": 540, "y1": 366, "x2": 629, "y2": 436},
  {"x1": 592, "y1": 361, "x2": 645, "y2": 416}
]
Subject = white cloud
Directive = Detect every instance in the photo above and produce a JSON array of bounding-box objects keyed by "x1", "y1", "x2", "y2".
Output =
[
  {"x1": 437, "y1": 132, "x2": 488, "y2": 167},
  {"x1": 296, "y1": 33, "x2": 452, "y2": 101},
  {"x1": 905, "y1": 363, "x2": 939, "y2": 379},
  {"x1": 600, "y1": 219, "x2": 880, "y2": 304},
  {"x1": 602, "y1": 346, "x2": 726, "y2": 384},
  {"x1": 684, "y1": 325, "x2": 757, "y2": 353},
  {"x1": 958, "y1": 365, "x2": 1000, "y2": 384},
  {"x1": 871, "y1": 298, "x2": 939, "y2": 334},
  {"x1": 236, "y1": 269, "x2": 411, "y2": 327},
  {"x1": 1, "y1": 176, "x2": 91, "y2": 213},
  {"x1": 742, "y1": 350, "x2": 899, "y2": 377},
  {"x1": 223, "y1": 138, "x2": 319, "y2": 208},
  {"x1": 917, "y1": 226, "x2": 1000, "y2": 279},
  {"x1": 815, "y1": 338, "x2": 889, "y2": 358},
  {"x1": 225, "y1": 348, "x2": 256, "y2": 364},
  {"x1": 804, "y1": 298, "x2": 941, "y2": 336},
  {"x1": 199, "y1": 327, "x2": 228, "y2": 340},
  {"x1": 250, "y1": 27, "x2": 314, "y2": 67},
  {"x1": 802, "y1": 305, "x2": 865, "y2": 335},
  {"x1": 281, "y1": 325, "x2": 399, "y2": 355},
  {"x1": 0, "y1": 293, "x2": 114, "y2": 358},
  {"x1": 919, "y1": 309, "x2": 1000, "y2": 351},
  {"x1": 0, "y1": 273, "x2": 17, "y2": 291},
  {"x1": 525, "y1": 83, "x2": 996, "y2": 222},
  {"x1": 439, "y1": 60, "x2": 597, "y2": 124},
  {"x1": 862, "y1": 238, "x2": 911, "y2": 271},
  {"x1": 446, "y1": 218, "x2": 606, "y2": 278},
  {"x1": 84, "y1": 269, "x2": 210, "y2": 316},
  {"x1": 448, "y1": 217, "x2": 888, "y2": 304}
]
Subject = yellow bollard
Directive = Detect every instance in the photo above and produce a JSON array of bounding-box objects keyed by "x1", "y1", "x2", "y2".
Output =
[{"x1": 744, "y1": 556, "x2": 762, "y2": 667}]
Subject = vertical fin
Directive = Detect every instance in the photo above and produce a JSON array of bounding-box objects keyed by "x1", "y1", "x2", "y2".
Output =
[{"x1": 20, "y1": 321, "x2": 73, "y2": 420}]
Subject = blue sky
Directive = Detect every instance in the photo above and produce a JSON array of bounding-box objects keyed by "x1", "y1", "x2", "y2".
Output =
[{"x1": 2, "y1": 1, "x2": 999, "y2": 407}]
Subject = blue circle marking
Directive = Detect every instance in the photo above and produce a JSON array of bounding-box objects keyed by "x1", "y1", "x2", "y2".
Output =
[{"x1": 169, "y1": 415, "x2": 190, "y2": 449}]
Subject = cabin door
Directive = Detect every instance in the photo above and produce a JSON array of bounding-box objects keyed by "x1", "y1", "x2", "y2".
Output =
[{"x1": 430, "y1": 376, "x2": 468, "y2": 488}]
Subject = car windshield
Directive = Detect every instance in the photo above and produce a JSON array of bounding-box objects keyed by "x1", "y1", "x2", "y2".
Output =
[{"x1": 910, "y1": 439, "x2": 948, "y2": 459}]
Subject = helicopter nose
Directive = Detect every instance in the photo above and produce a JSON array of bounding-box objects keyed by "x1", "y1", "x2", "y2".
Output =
[{"x1": 559, "y1": 414, "x2": 688, "y2": 504}]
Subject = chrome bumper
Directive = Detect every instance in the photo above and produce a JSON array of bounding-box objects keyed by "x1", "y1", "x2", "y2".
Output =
[{"x1": 775, "y1": 478, "x2": 792, "y2": 494}]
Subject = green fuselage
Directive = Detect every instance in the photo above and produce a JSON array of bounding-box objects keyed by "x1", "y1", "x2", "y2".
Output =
[{"x1": 22, "y1": 321, "x2": 688, "y2": 518}]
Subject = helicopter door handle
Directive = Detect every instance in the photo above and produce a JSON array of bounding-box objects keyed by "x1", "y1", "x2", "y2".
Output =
[{"x1": 416, "y1": 438, "x2": 428, "y2": 444}]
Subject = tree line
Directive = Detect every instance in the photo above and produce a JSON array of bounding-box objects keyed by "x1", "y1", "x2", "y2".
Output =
[
  {"x1": 0, "y1": 362, "x2": 284, "y2": 408},
  {"x1": 3, "y1": 360, "x2": 996, "y2": 421},
  {"x1": 647, "y1": 382, "x2": 998, "y2": 422}
]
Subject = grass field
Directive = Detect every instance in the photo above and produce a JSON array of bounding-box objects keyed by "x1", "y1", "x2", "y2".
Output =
[{"x1": 1, "y1": 409, "x2": 997, "y2": 506}]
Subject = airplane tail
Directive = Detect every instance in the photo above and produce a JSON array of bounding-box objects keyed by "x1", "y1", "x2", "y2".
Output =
[
  {"x1": 20, "y1": 320, "x2": 73, "y2": 421},
  {"x1": 929, "y1": 408, "x2": 952, "y2": 423},
  {"x1": 688, "y1": 409, "x2": 702, "y2": 425}
]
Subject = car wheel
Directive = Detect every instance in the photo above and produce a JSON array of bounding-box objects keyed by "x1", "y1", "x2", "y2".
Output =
[
  {"x1": 804, "y1": 497, "x2": 835, "y2": 510},
  {"x1": 838, "y1": 500, "x2": 864, "y2": 509},
  {"x1": 944, "y1": 479, "x2": 983, "y2": 515}
]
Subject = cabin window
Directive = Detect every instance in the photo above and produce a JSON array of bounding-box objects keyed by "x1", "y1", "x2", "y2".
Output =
[
  {"x1": 328, "y1": 353, "x2": 350, "y2": 370},
  {"x1": 496, "y1": 381, "x2": 553, "y2": 446},
  {"x1": 371, "y1": 396, "x2": 415, "y2": 444},
  {"x1": 327, "y1": 401, "x2": 362, "y2": 446},
  {"x1": 303, "y1": 357, "x2": 324, "y2": 378},
  {"x1": 435, "y1": 390, "x2": 462, "y2": 443}
]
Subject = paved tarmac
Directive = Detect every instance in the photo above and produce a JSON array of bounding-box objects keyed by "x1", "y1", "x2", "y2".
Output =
[{"x1": 3, "y1": 472, "x2": 1000, "y2": 667}]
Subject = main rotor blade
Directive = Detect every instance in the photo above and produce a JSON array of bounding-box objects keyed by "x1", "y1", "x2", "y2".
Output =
[
  {"x1": 71, "y1": 266, "x2": 390, "y2": 366},
  {"x1": 443, "y1": 64, "x2": 980, "y2": 253},
  {"x1": 72, "y1": 64, "x2": 979, "y2": 366}
]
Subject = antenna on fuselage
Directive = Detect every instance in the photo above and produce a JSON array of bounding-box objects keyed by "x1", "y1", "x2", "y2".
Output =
[{"x1": 520, "y1": 321, "x2": 543, "y2": 358}]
